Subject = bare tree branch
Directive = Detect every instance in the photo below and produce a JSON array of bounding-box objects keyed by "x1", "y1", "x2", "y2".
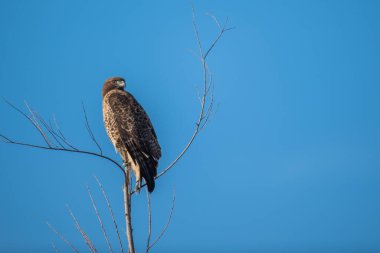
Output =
[
  {"x1": 51, "y1": 242, "x2": 61, "y2": 253},
  {"x1": 158, "y1": 7, "x2": 233, "y2": 175},
  {"x1": 133, "y1": 7, "x2": 233, "y2": 194},
  {"x1": 0, "y1": 134, "x2": 12, "y2": 143},
  {"x1": 1, "y1": 100, "x2": 120, "y2": 171},
  {"x1": 148, "y1": 189, "x2": 176, "y2": 250},
  {"x1": 0, "y1": 137, "x2": 125, "y2": 175},
  {"x1": 87, "y1": 185, "x2": 113, "y2": 253},
  {"x1": 31, "y1": 111, "x2": 65, "y2": 149},
  {"x1": 82, "y1": 103, "x2": 103, "y2": 155},
  {"x1": 94, "y1": 175, "x2": 125, "y2": 253},
  {"x1": 206, "y1": 12, "x2": 222, "y2": 30},
  {"x1": 2, "y1": 98, "x2": 51, "y2": 147},
  {"x1": 123, "y1": 169, "x2": 135, "y2": 253},
  {"x1": 203, "y1": 17, "x2": 234, "y2": 59},
  {"x1": 200, "y1": 83, "x2": 215, "y2": 131},
  {"x1": 24, "y1": 101, "x2": 55, "y2": 148},
  {"x1": 46, "y1": 222, "x2": 80, "y2": 253},
  {"x1": 67, "y1": 206, "x2": 98, "y2": 253},
  {"x1": 51, "y1": 115, "x2": 78, "y2": 150},
  {"x1": 145, "y1": 190, "x2": 152, "y2": 253}
]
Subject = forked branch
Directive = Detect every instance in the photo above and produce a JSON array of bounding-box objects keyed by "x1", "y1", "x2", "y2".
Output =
[
  {"x1": 0, "y1": 99, "x2": 125, "y2": 176},
  {"x1": 147, "y1": 189, "x2": 176, "y2": 251},
  {"x1": 134, "y1": 7, "x2": 233, "y2": 193}
]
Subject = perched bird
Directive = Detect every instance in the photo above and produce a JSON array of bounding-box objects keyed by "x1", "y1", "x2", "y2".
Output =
[{"x1": 102, "y1": 77, "x2": 161, "y2": 192}]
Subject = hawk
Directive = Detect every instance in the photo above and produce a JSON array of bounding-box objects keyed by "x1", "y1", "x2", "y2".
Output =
[{"x1": 102, "y1": 77, "x2": 161, "y2": 192}]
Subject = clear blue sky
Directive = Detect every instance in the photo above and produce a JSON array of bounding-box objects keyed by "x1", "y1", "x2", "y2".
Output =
[{"x1": 1, "y1": 1, "x2": 380, "y2": 252}]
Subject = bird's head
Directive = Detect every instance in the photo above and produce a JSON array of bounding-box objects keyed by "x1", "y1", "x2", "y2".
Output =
[{"x1": 102, "y1": 77, "x2": 126, "y2": 97}]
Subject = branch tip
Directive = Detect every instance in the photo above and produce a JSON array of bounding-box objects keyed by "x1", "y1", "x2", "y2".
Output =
[
  {"x1": 46, "y1": 221, "x2": 80, "y2": 253},
  {"x1": 148, "y1": 189, "x2": 176, "y2": 250},
  {"x1": 87, "y1": 184, "x2": 113, "y2": 253},
  {"x1": 94, "y1": 175, "x2": 125, "y2": 253}
]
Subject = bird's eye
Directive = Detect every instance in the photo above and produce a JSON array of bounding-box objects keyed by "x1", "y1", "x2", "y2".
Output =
[{"x1": 113, "y1": 80, "x2": 117, "y2": 84}]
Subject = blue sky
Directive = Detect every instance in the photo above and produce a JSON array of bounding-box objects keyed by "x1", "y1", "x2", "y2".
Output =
[{"x1": 1, "y1": 0, "x2": 380, "y2": 252}]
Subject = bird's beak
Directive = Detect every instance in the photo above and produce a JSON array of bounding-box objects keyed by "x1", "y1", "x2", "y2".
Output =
[{"x1": 118, "y1": 80, "x2": 126, "y2": 88}]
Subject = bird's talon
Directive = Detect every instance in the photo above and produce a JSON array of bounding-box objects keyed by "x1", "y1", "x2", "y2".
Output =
[{"x1": 134, "y1": 180, "x2": 142, "y2": 193}]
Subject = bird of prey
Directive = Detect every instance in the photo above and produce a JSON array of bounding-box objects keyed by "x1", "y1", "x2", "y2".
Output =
[{"x1": 102, "y1": 77, "x2": 161, "y2": 192}]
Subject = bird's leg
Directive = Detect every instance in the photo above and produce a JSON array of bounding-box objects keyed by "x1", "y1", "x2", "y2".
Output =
[
  {"x1": 134, "y1": 167, "x2": 142, "y2": 193},
  {"x1": 123, "y1": 161, "x2": 141, "y2": 193},
  {"x1": 123, "y1": 161, "x2": 131, "y2": 169},
  {"x1": 122, "y1": 161, "x2": 132, "y2": 193},
  {"x1": 134, "y1": 180, "x2": 142, "y2": 193}
]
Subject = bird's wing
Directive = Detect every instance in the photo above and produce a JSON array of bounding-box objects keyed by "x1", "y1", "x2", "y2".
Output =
[{"x1": 107, "y1": 90, "x2": 161, "y2": 179}]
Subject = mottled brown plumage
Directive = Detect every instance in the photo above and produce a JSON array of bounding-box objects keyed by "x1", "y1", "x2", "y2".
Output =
[{"x1": 102, "y1": 77, "x2": 161, "y2": 192}]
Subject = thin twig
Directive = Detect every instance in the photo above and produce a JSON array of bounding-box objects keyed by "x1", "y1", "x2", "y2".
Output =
[
  {"x1": 0, "y1": 134, "x2": 12, "y2": 143},
  {"x1": 0, "y1": 136, "x2": 125, "y2": 175},
  {"x1": 33, "y1": 111, "x2": 65, "y2": 149},
  {"x1": 1, "y1": 102, "x2": 116, "y2": 177},
  {"x1": 148, "y1": 189, "x2": 176, "y2": 250},
  {"x1": 51, "y1": 242, "x2": 61, "y2": 253},
  {"x1": 67, "y1": 206, "x2": 98, "y2": 253},
  {"x1": 205, "y1": 67, "x2": 214, "y2": 95},
  {"x1": 94, "y1": 175, "x2": 125, "y2": 253},
  {"x1": 200, "y1": 84, "x2": 215, "y2": 130},
  {"x1": 0, "y1": 102, "x2": 125, "y2": 175},
  {"x1": 82, "y1": 103, "x2": 103, "y2": 155},
  {"x1": 2, "y1": 98, "x2": 52, "y2": 147},
  {"x1": 146, "y1": 189, "x2": 152, "y2": 253},
  {"x1": 195, "y1": 85, "x2": 203, "y2": 105},
  {"x1": 46, "y1": 222, "x2": 80, "y2": 253},
  {"x1": 87, "y1": 185, "x2": 113, "y2": 253},
  {"x1": 206, "y1": 12, "x2": 222, "y2": 30},
  {"x1": 24, "y1": 102, "x2": 55, "y2": 147},
  {"x1": 51, "y1": 115, "x2": 78, "y2": 150}
]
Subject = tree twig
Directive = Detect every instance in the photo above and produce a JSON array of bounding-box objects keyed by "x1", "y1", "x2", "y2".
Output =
[
  {"x1": 67, "y1": 206, "x2": 98, "y2": 253},
  {"x1": 0, "y1": 133, "x2": 125, "y2": 176},
  {"x1": 87, "y1": 185, "x2": 113, "y2": 253},
  {"x1": 32, "y1": 111, "x2": 65, "y2": 149},
  {"x1": 51, "y1": 242, "x2": 61, "y2": 253},
  {"x1": 82, "y1": 103, "x2": 103, "y2": 155},
  {"x1": 94, "y1": 175, "x2": 125, "y2": 253},
  {"x1": 148, "y1": 189, "x2": 176, "y2": 250},
  {"x1": 24, "y1": 101, "x2": 55, "y2": 148},
  {"x1": 51, "y1": 114, "x2": 78, "y2": 150},
  {"x1": 46, "y1": 222, "x2": 80, "y2": 253}
]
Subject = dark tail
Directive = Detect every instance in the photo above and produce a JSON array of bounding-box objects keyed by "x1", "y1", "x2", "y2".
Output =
[{"x1": 141, "y1": 158, "x2": 158, "y2": 193}]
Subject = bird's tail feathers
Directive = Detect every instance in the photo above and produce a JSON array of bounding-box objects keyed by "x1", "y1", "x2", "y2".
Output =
[{"x1": 141, "y1": 158, "x2": 158, "y2": 193}]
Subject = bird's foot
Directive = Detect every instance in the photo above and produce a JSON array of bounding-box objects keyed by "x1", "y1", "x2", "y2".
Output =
[{"x1": 134, "y1": 180, "x2": 142, "y2": 193}]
